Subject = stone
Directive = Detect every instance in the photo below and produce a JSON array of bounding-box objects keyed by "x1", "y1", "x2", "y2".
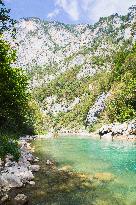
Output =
[
  {"x1": 0, "y1": 173, "x2": 23, "y2": 188},
  {"x1": 30, "y1": 165, "x2": 40, "y2": 172},
  {"x1": 94, "y1": 172, "x2": 114, "y2": 182},
  {"x1": 99, "y1": 120, "x2": 136, "y2": 141},
  {"x1": 99, "y1": 124, "x2": 112, "y2": 136},
  {"x1": 46, "y1": 160, "x2": 54, "y2": 165},
  {"x1": 101, "y1": 133, "x2": 113, "y2": 140},
  {"x1": 29, "y1": 181, "x2": 35, "y2": 186},
  {"x1": 127, "y1": 121, "x2": 136, "y2": 135},
  {"x1": 13, "y1": 194, "x2": 28, "y2": 205},
  {"x1": 34, "y1": 157, "x2": 39, "y2": 162},
  {"x1": 0, "y1": 194, "x2": 9, "y2": 203},
  {"x1": 58, "y1": 165, "x2": 72, "y2": 171}
]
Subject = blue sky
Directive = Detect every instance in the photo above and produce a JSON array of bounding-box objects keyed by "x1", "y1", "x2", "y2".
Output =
[{"x1": 4, "y1": 0, "x2": 136, "y2": 24}]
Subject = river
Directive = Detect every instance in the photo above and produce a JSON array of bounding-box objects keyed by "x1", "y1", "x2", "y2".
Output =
[{"x1": 15, "y1": 136, "x2": 136, "y2": 205}]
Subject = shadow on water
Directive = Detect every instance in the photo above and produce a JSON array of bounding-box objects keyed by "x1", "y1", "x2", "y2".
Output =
[
  {"x1": 7, "y1": 137, "x2": 136, "y2": 205},
  {"x1": 8, "y1": 156, "x2": 127, "y2": 205}
]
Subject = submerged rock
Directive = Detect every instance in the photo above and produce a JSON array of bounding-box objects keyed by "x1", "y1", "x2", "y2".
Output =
[
  {"x1": 29, "y1": 181, "x2": 35, "y2": 186},
  {"x1": 0, "y1": 194, "x2": 9, "y2": 204},
  {"x1": 46, "y1": 159, "x2": 54, "y2": 165},
  {"x1": 94, "y1": 172, "x2": 115, "y2": 182},
  {"x1": 58, "y1": 165, "x2": 72, "y2": 171},
  {"x1": 30, "y1": 165, "x2": 40, "y2": 172},
  {"x1": 13, "y1": 194, "x2": 28, "y2": 205}
]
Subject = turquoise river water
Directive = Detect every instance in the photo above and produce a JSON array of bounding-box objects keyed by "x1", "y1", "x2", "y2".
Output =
[{"x1": 22, "y1": 136, "x2": 136, "y2": 205}]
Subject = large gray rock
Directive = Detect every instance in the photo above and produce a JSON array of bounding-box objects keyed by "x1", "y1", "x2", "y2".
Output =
[
  {"x1": 13, "y1": 194, "x2": 28, "y2": 205},
  {"x1": 99, "y1": 124, "x2": 112, "y2": 136},
  {"x1": 0, "y1": 194, "x2": 9, "y2": 204},
  {"x1": 0, "y1": 173, "x2": 23, "y2": 188},
  {"x1": 30, "y1": 165, "x2": 40, "y2": 172},
  {"x1": 99, "y1": 121, "x2": 136, "y2": 139}
]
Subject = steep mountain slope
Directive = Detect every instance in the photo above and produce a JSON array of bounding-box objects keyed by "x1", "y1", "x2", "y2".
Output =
[{"x1": 6, "y1": 6, "x2": 136, "y2": 132}]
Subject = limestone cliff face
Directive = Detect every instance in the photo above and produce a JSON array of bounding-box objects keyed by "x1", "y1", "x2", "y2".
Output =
[
  {"x1": 7, "y1": 6, "x2": 136, "y2": 73},
  {"x1": 5, "y1": 6, "x2": 136, "y2": 130}
]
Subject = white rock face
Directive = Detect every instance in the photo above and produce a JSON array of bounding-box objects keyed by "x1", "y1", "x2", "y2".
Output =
[
  {"x1": 4, "y1": 7, "x2": 136, "y2": 90},
  {"x1": 3, "y1": 7, "x2": 136, "y2": 127},
  {"x1": 86, "y1": 93, "x2": 109, "y2": 125}
]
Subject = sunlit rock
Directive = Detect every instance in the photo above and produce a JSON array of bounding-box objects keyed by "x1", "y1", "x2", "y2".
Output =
[{"x1": 94, "y1": 172, "x2": 115, "y2": 182}]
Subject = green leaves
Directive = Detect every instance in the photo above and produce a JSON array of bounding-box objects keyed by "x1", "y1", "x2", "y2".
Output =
[
  {"x1": 0, "y1": 134, "x2": 20, "y2": 160},
  {"x1": 106, "y1": 44, "x2": 136, "y2": 122}
]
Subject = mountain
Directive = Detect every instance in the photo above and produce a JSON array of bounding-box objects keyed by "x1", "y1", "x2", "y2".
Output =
[{"x1": 5, "y1": 6, "x2": 136, "y2": 132}]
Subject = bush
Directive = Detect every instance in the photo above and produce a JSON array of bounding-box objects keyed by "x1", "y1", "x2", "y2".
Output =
[
  {"x1": 0, "y1": 135, "x2": 20, "y2": 160},
  {"x1": 106, "y1": 46, "x2": 136, "y2": 122}
]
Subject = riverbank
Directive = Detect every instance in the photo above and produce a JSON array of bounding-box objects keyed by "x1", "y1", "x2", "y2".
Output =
[
  {"x1": 58, "y1": 120, "x2": 136, "y2": 142},
  {"x1": 0, "y1": 120, "x2": 135, "y2": 204},
  {"x1": 0, "y1": 138, "x2": 40, "y2": 204},
  {"x1": 9, "y1": 134, "x2": 135, "y2": 205}
]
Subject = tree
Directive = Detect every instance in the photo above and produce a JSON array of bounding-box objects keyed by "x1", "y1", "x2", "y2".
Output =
[
  {"x1": 0, "y1": 1, "x2": 34, "y2": 159},
  {"x1": 0, "y1": 38, "x2": 31, "y2": 134},
  {"x1": 0, "y1": 0, "x2": 15, "y2": 34}
]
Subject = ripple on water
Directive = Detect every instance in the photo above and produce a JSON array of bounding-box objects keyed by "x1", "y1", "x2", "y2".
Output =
[{"x1": 27, "y1": 136, "x2": 136, "y2": 205}]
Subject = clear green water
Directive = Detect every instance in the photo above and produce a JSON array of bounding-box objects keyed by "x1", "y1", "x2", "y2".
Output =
[{"x1": 31, "y1": 136, "x2": 136, "y2": 205}]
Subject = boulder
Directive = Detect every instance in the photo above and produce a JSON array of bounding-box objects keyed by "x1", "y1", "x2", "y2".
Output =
[
  {"x1": 101, "y1": 133, "x2": 113, "y2": 140},
  {"x1": 99, "y1": 121, "x2": 136, "y2": 140},
  {"x1": 13, "y1": 194, "x2": 28, "y2": 205},
  {"x1": 29, "y1": 181, "x2": 35, "y2": 186},
  {"x1": 127, "y1": 121, "x2": 136, "y2": 135},
  {"x1": 94, "y1": 172, "x2": 114, "y2": 182},
  {"x1": 0, "y1": 194, "x2": 9, "y2": 204},
  {"x1": 46, "y1": 160, "x2": 54, "y2": 165},
  {"x1": 30, "y1": 165, "x2": 40, "y2": 172},
  {"x1": 112, "y1": 123, "x2": 127, "y2": 135},
  {"x1": 34, "y1": 157, "x2": 39, "y2": 162},
  {"x1": 99, "y1": 125, "x2": 112, "y2": 136},
  {"x1": 0, "y1": 173, "x2": 23, "y2": 188}
]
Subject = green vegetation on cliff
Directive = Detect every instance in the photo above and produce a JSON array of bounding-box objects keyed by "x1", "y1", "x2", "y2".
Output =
[
  {"x1": 106, "y1": 44, "x2": 136, "y2": 122},
  {"x1": 33, "y1": 42, "x2": 136, "y2": 131}
]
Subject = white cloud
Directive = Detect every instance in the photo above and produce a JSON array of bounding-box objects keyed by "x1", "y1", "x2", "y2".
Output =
[
  {"x1": 53, "y1": 0, "x2": 135, "y2": 22},
  {"x1": 81, "y1": 0, "x2": 136, "y2": 22},
  {"x1": 55, "y1": 0, "x2": 80, "y2": 21},
  {"x1": 47, "y1": 9, "x2": 60, "y2": 19}
]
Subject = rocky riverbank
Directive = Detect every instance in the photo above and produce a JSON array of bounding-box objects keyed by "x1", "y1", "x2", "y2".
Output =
[
  {"x1": 99, "y1": 120, "x2": 136, "y2": 141},
  {"x1": 57, "y1": 121, "x2": 136, "y2": 141},
  {"x1": 0, "y1": 120, "x2": 135, "y2": 204},
  {"x1": 0, "y1": 137, "x2": 40, "y2": 204}
]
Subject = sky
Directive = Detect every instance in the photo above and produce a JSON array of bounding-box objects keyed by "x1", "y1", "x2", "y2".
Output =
[{"x1": 4, "y1": 0, "x2": 136, "y2": 24}]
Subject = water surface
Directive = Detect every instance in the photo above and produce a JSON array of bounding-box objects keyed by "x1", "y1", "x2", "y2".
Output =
[{"x1": 28, "y1": 136, "x2": 136, "y2": 205}]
